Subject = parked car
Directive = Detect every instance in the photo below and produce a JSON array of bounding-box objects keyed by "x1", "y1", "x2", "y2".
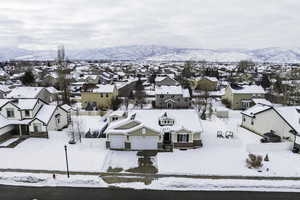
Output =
[{"x1": 260, "y1": 132, "x2": 281, "y2": 143}]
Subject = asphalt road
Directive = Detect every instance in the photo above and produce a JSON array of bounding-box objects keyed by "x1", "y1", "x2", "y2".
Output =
[{"x1": 0, "y1": 185, "x2": 300, "y2": 200}]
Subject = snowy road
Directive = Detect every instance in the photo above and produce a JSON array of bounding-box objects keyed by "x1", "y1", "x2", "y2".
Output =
[{"x1": 0, "y1": 185, "x2": 299, "y2": 200}]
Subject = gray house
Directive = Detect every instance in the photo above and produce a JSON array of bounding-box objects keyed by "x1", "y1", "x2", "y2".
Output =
[
  {"x1": 155, "y1": 86, "x2": 191, "y2": 109},
  {"x1": 155, "y1": 76, "x2": 179, "y2": 87}
]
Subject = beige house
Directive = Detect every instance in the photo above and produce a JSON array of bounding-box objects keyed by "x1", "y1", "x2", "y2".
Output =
[
  {"x1": 222, "y1": 84, "x2": 265, "y2": 110},
  {"x1": 81, "y1": 84, "x2": 118, "y2": 110},
  {"x1": 192, "y1": 76, "x2": 218, "y2": 91}
]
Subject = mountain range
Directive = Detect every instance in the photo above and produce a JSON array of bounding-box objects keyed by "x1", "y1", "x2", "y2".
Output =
[{"x1": 1, "y1": 45, "x2": 300, "y2": 63}]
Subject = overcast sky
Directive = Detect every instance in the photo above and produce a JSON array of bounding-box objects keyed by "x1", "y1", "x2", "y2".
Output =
[{"x1": 1, "y1": 0, "x2": 300, "y2": 50}]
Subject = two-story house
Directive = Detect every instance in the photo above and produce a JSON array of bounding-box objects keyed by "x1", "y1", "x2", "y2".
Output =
[
  {"x1": 0, "y1": 98, "x2": 69, "y2": 139},
  {"x1": 222, "y1": 83, "x2": 265, "y2": 110},
  {"x1": 81, "y1": 84, "x2": 118, "y2": 110},
  {"x1": 7, "y1": 87, "x2": 55, "y2": 104},
  {"x1": 155, "y1": 86, "x2": 191, "y2": 109}
]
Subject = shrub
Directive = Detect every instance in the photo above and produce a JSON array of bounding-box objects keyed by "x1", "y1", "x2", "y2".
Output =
[
  {"x1": 246, "y1": 154, "x2": 263, "y2": 169},
  {"x1": 221, "y1": 99, "x2": 231, "y2": 108}
]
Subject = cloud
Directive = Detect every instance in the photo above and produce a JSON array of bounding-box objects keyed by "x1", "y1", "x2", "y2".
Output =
[{"x1": 0, "y1": 0, "x2": 300, "y2": 50}]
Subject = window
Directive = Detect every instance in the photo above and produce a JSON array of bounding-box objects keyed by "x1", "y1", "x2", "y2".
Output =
[
  {"x1": 243, "y1": 116, "x2": 246, "y2": 122},
  {"x1": 160, "y1": 95, "x2": 164, "y2": 98},
  {"x1": 100, "y1": 93, "x2": 103, "y2": 98},
  {"x1": 33, "y1": 123, "x2": 42, "y2": 132},
  {"x1": 6, "y1": 108, "x2": 14, "y2": 118},
  {"x1": 25, "y1": 110, "x2": 30, "y2": 117},
  {"x1": 177, "y1": 134, "x2": 189, "y2": 143},
  {"x1": 251, "y1": 119, "x2": 254, "y2": 125},
  {"x1": 55, "y1": 114, "x2": 61, "y2": 124}
]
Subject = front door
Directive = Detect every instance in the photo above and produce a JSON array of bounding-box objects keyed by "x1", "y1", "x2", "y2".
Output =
[
  {"x1": 167, "y1": 103, "x2": 173, "y2": 109},
  {"x1": 163, "y1": 132, "x2": 171, "y2": 144}
]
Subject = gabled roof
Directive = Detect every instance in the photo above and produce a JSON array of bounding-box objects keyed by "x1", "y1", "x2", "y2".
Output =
[
  {"x1": 93, "y1": 84, "x2": 115, "y2": 93},
  {"x1": 229, "y1": 84, "x2": 265, "y2": 94},
  {"x1": 7, "y1": 87, "x2": 45, "y2": 98},
  {"x1": 241, "y1": 104, "x2": 272, "y2": 117},
  {"x1": 33, "y1": 104, "x2": 57, "y2": 124},
  {"x1": 106, "y1": 109, "x2": 202, "y2": 135}
]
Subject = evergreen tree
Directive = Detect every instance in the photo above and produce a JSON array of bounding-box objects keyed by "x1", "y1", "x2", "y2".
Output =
[
  {"x1": 261, "y1": 74, "x2": 271, "y2": 89},
  {"x1": 21, "y1": 70, "x2": 35, "y2": 86}
]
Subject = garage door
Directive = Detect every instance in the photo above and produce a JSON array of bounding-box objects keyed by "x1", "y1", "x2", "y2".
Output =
[
  {"x1": 130, "y1": 136, "x2": 158, "y2": 150},
  {"x1": 110, "y1": 135, "x2": 126, "y2": 149}
]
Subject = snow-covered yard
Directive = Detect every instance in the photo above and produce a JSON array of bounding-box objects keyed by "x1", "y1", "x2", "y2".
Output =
[
  {"x1": 104, "y1": 103, "x2": 300, "y2": 177},
  {"x1": 0, "y1": 131, "x2": 108, "y2": 172}
]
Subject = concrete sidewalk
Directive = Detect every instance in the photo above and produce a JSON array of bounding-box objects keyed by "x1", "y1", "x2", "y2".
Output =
[{"x1": 1, "y1": 168, "x2": 300, "y2": 181}]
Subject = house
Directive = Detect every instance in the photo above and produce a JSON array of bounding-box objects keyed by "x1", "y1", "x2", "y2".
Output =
[
  {"x1": 81, "y1": 84, "x2": 118, "y2": 110},
  {"x1": 155, "y1": 86, "x2": 191, "y2": 109},
  {"x1": 155, "y1": 76, "x2": 179, "y2": 87},
  {"x1": 241, "y1": 104, "x2": 300, "y2": 150},
  {"x1": 222, "y1": 84, "x2": 265, "y2": 110},
  {"x1": 0, "y1": 85, "x2": 11, "y2": 98},
  {"x1": 192, "y1": 76, "x2": 218, "y2": 91},
  {"x1": 7, "y1": 87, "x2": 53, "y2": 103},
  {"x1": 105, "y1": 109, "x2": 202, "y2": 151},
  {"x1": 0, "y1": 98, "x2": 69, "y2": 139}
]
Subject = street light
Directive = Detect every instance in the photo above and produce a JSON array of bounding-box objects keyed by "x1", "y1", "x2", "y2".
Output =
[{"x1": 64, "y1": 145, "x2": 70, "y2": 178}]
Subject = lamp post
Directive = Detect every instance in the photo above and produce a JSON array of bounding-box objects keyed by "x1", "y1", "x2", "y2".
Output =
[{"x1": 64, "y1": 145, "x2": 70, "y2": 178}]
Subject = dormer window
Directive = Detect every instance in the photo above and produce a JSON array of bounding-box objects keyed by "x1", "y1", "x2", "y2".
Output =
[{"x1": 159, "y1": 112, "x2": 175, "y2": 126}]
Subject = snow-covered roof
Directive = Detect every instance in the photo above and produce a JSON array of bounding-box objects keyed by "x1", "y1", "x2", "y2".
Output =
[
  {"x1": 93, "y1": 84, "x2": 115, "y2": 93},
  {"x1": 155, "y1": 86, "x2": 189, "y2": 97},
  {"x1": 106, "y1": 109, "x2": 202, "y2": 135},
  {"x1": 0, "y1": 85, "x2": 11, "y2": 93},
  {"x1": 46, "y1": 87, "x2": 60, "y2": 94},
  {"x1": 276, "y1": 107, "x2": 300, "y2": 134},
  {"x1": 241, "y1": 104, "x2": 272, "y2": 117},
  {"x1": 204, "y1": 76, "x2": 218, "y2": 82},
  {"x1": 230, "y1": 84, "x2": 265, "y2": 94},
  {"x1": 7, "y1": 87, "x2": 44, "y2": 98},
  {"x1": 34, "y1": 105, "x2": 57, "y2": 124},
  {"x1": 252, "y1": 98, "x2": 272, "y2": 106},
  {"x1": 61, "y1": 104, "x2": 72, "y2": 111},
  {"x1": 17, "y1": 99, "x2": 38, "y2": 110}
]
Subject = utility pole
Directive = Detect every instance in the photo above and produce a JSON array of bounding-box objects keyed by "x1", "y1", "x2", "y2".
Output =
[{"x1": 64, "y1": 145, "x2": 70, "y2": 178}]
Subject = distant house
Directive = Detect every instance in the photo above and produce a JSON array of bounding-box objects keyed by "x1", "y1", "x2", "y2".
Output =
[
  {"x1": 155, "y1": 86, "x2": 191, "y2": 109},
  {"x1": 155, "y1": 76, "x2": 179, "y2": 87},
  {"x1": 81, "y1": 84, "x2": 118, "y2": 110},
  {"x1": 105, "y1": 109, "x2": 202, "y2": 151},
  {"x1": 0, "y1": 98, "x2": 69, "y2": 139},
  {"x1": 222, "y1": 84, "x2": 265, "y2": 110},
  {"x1": 241, "y1": 104, "x2": 300, "y2": 150},
  {"x1": 0, "y1": 85, "x2": 12, "y2": 98},
  {"x1": 7, "y1": 87, "x2": 53, "y2": 103},
  {"x1": 193, "y1": 76, "x2": 218, "y2": 91}
]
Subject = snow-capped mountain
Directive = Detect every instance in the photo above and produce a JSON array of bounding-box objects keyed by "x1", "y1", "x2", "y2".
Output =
[{"x1": 1, "y1": 45, "x2": 300, "y2": 63}]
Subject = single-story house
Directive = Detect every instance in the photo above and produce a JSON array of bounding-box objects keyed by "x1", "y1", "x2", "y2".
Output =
[{"x1": 105, "y1": 109, "x2": 203, "y2": 151}]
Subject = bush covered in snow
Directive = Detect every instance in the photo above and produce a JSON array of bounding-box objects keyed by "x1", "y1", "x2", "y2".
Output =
[{"x1": 246, "y1": 154, "x2": 263, "y2": 169}]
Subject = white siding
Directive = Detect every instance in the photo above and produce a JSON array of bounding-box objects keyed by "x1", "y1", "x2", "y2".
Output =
[
  {"x1": 29, "y1": 119, "x2": 47, "y2": 132},
  {"x1": 47, "y1": 107, "x2": 68, "y2": 131},
  {"x1": 0, "y1": 103, "x2": 21, "y2": 120},
  {"x1": 242, "y1": 109, "x2": 295, "y2": 142}
]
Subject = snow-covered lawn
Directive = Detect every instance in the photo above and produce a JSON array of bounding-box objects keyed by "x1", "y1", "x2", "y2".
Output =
[
  {"x1": 157, "y1": 107, "x2": 300, "y2": 177},
  {"x1": 0, "y1": 131, "x2": 108, "y2": 172}
]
